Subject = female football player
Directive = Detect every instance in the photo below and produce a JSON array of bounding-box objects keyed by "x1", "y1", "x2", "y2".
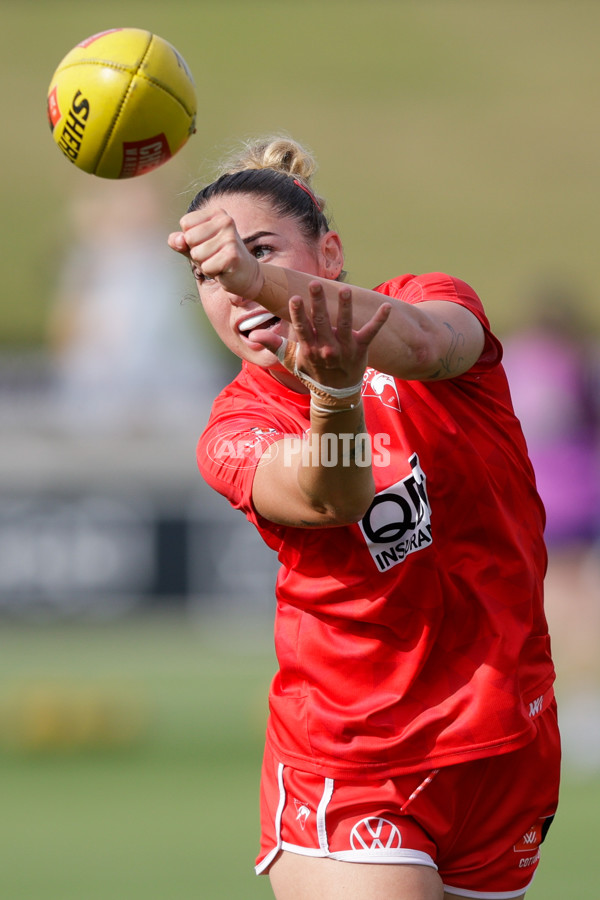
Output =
[{"x1": 168, "y1": 136, "x2": 560, "y2": 900}]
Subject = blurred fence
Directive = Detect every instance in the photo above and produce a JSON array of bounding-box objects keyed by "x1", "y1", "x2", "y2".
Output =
[{"x1": 0, "y1": 352, "x2": 279, "y2": 620}]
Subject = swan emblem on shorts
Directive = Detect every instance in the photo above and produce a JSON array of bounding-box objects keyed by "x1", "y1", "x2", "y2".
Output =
[{"x1": 294, "y1": 799, "x2": 311, "y2": 831}]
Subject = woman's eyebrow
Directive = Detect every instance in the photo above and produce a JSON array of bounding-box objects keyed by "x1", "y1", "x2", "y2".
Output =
[{"x1": 242, "y1": 230, "x2": 277, "y2": 245}]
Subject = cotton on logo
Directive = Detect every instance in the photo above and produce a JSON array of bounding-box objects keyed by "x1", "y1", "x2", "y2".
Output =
[
  {"x1": 514, "y1": 822, "x2": 543, "y2": 853},
  {"x1": 350, "y1": 817, "x2": 402, "y2": 851}
]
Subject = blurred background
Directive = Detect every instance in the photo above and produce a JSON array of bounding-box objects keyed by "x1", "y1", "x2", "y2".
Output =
[{"x1": 1, "y1": 1, "x2": 599, "y2": 897}]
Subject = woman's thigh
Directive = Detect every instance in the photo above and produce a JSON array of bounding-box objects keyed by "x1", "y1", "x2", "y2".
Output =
[{"x1": 269, "y1": 852, "x2": 444, "y2": 900}]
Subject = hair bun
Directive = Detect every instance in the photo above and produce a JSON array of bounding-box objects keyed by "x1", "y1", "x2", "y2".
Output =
[{"x1": 221, "y1": 136, "x2": 317, "y2": 182}]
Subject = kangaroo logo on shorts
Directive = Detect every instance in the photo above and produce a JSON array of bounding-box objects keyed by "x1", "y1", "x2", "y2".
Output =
[{"x1": 350, "y1": 817, "x2": 402, "y2": 850}]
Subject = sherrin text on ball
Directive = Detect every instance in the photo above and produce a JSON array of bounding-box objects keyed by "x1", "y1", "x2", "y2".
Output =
[{"x1": 47, "y1": 28, "x2": 197, "y2": 178}]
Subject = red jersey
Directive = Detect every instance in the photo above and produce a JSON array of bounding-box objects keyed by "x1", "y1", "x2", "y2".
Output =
[{"x1": 198, "y1": 272, "x2": 555, "y2": 778}]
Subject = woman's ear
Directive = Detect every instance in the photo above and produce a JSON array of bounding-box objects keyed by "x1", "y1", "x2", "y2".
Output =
[{"x1": 319, "y1": 231, "x2": 345, "y2": 280}]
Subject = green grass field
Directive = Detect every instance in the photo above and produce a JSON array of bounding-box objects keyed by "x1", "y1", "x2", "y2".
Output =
[
  {"x1": 0, "y1": 617, "x2": 597, "y2": 899},
  {"x1": 0, "y1": 618, "x2": 275, "y2": 899}
]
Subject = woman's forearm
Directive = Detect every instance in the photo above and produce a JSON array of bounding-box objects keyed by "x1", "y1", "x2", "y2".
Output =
[{"x1": 295, "y1": 401, "x2": 376, "y2": 524}]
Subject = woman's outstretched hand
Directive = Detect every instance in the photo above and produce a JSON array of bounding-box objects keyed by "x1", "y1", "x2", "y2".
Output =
[{"x1": 253, "y1": 280, "x2": 391, "y2": 391}]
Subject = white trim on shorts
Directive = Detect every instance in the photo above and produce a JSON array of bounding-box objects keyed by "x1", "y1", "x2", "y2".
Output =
[
  {"x1": 255, "y1": 763, "x2": 287, "y2": 874},
  {"x1": 443, "y1": 869, "x2": 536, "y2": 899},
  {"x1": 255, "y1": 761, "x2": 437, "y2": 875}
]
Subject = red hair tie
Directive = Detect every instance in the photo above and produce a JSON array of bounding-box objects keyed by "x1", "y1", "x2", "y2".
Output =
[{"x1": 293, "y1": 179, "x2": 322, "y2": 212}]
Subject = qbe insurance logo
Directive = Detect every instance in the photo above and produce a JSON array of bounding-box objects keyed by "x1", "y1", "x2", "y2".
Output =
[{"x1": 359, "y1": 453, "x2": 432, "y2": 572}]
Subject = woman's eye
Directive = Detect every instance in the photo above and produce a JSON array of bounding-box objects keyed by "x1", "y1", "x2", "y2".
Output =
[
  {"x1": 192, "y1": 266, "x2": 214, "y2": 284},
  {"x1": 252, "y1": 245, "x2": 273, "y2": 261}
]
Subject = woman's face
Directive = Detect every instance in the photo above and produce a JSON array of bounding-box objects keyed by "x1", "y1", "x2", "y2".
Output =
[{"x1": 193, "y1": 193, "x2": 342, "y2": 382}]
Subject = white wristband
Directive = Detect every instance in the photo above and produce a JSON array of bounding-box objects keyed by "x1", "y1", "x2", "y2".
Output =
[{"x1": 301, "y1": 370, "x2": 364, "y2": 399}]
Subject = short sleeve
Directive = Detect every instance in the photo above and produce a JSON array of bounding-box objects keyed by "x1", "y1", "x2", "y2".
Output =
[
  {"x1": 198, "y1": 415, "x2": 286, "y2": 516},
  {"x1": 374, "y1": 273, "x2": 503, "y2": 371}
]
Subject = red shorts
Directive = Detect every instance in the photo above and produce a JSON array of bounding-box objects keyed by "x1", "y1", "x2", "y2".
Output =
[{"x1": 256, "y1": 700, "x2": 560, "y2": 898}]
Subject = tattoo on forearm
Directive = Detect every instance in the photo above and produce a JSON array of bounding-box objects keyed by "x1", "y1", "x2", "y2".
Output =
[
  {"x1": 429, "y1": 322, "x2": 466, "y2": 379},
  {"x1": 344, "y1": 411, "x2": 367, "y2": 464}
]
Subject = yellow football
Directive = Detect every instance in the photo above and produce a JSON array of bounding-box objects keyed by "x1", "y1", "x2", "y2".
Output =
[{"x1": 47, "y1": 28, "x2": 197, "y2": 178}]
